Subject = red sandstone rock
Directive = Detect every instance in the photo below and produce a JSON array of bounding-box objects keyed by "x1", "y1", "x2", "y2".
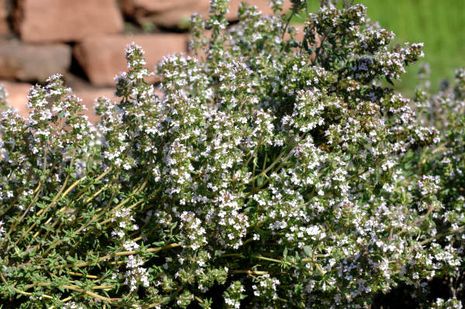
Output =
[
  {"x1": 75, "y1": 88, "x2": 117, "y2": 122},
  {"x1": 122, "y1": 0, "x2": 291, "y2": 28},
  {"x1": 122, "y1": 0, "x2": 201, "y2": 16},
  {"x1": 0, "y1": 40, "x2": 71, "y2": 82},
  {"x1": 0, "y1": 80, "x2": 32, "y2": 117},
  {"x1": 0, "y1": 0, "x2": 9, "y2": 35},
  {"x1": 145, "y1": 6, "x2": 209, "y2": 29},
  {"x1": 122, "y1": 0, "x2": 209, "y2": 29},
  {"x1": 74, "y1": 34, "x2": 188, "y2": 87},
  {"x1": 15, "y1": 0, "x2": 123, "y2": 43}
]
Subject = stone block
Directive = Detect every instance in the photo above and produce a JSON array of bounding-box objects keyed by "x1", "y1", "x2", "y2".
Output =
[
  {"x1": 0, "y1": 80, "x2": 31, "y2": 117},
  {"x1": 15, "y1": 0, "x2": 123, "y2": 42},
  {"x1": 74, "y1": 34, "x2": 188, "y2": 87},
  {"x1": 122, "y1": 0, "x2": 291, "y2": 28},
  {"x1": 0, "y1": 40, "x2": 71, "y2": 82},
  {"x1": 0, "y1": 0, "x2": 9, "y2": 35}
]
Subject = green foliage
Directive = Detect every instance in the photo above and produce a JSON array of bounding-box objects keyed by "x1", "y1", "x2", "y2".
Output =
[
  {"x1": 359, "y1": 0, "x2": 465, "y2": 92},
  {"x1": 0, "y1": 1, "x2": 464, "y2": 307},
  {"x1": 297, "y1": 0, "x2": 465, "y2": 92}
]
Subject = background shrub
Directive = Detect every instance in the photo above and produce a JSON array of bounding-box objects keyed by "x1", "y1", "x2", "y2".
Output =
[{"x1": 298, "y1": 0, "x2": 465, "y2": 93}]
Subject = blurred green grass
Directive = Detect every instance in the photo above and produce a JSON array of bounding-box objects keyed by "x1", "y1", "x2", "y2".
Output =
[{"x1": 296, "y1": 0, "x2": 465, "y2": 92}]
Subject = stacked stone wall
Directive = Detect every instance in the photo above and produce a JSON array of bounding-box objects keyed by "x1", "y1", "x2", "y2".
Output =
[{"x1": 0, "y1": 0, "x2": 291, "y2": 118}]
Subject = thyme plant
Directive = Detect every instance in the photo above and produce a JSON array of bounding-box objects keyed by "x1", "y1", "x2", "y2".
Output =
[
  {"x1": 406, "y1": 69, "x2": 465, "y2": 307},
  {"x1": 0, "y1": 0, "x2": 463, "y2": 307}
]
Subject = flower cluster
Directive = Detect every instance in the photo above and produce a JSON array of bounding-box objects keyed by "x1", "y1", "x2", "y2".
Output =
[
  {"x1": 122, "y1": 241, "x2": 150, "y2": 292},
  {"x1": 0, "y1": 0, "x2": 464, "y2": 308},
  {"x1": 431, "y1": 297, "x2": 463, "y2": 309},
  {"x1": 224, "y1": 281, "x2": 246, "y2": 309}
]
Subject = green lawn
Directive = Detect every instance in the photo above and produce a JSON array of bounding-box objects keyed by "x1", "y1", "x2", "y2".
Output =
[{"x1": 297, "y1": 0, "x2": 465, "y2": 92}]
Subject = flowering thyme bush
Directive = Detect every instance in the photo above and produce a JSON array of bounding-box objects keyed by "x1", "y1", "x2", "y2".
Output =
[
  {"x1": 402, "y1": 69, "x2": 465, "y2": 307},
  {"x1": 0, "y1": 0, "x2": 464, "y2": 307}
]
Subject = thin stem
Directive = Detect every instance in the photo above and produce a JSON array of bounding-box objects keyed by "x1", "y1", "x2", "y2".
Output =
[
  {"x1": 62, "y1": 285, "x2": 120, "y2": 303},
  {"x1": 253, "y1": 255, "x2": 283, "y2": 264},
  {"x1": 23, "y1": 280, "x2": 112, "y2": 291},
  {"x1": 231, "y1": 269, "x2": 268, "y2": 276},
  {"x1": 60, "y1": 296, "x2": 73, "y2": 303},
  {"x1": 83, "y1": 184, "x2": 110, "y2": 204},
  {"x1": 72, "y1": 243, "x2": 181, "y2": 268},
  {"x1": 248, "y1": 149, "x2": 286, "y2": 184},
  {"x1": 195, "y1": 296, "x2": 204, "y2": 304},
  {"x1": 221, "y1": 253, "x2": 244, "y2": 258},
  {"x1": 67, "y1": 271, "x2": 99, "y2": 279},
  {"x1": 71, "y1": 168, "x2": 113, "y2": 203},
  {"x1": 281, "y1": 10, "x2": 296, "y2": 41}
]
